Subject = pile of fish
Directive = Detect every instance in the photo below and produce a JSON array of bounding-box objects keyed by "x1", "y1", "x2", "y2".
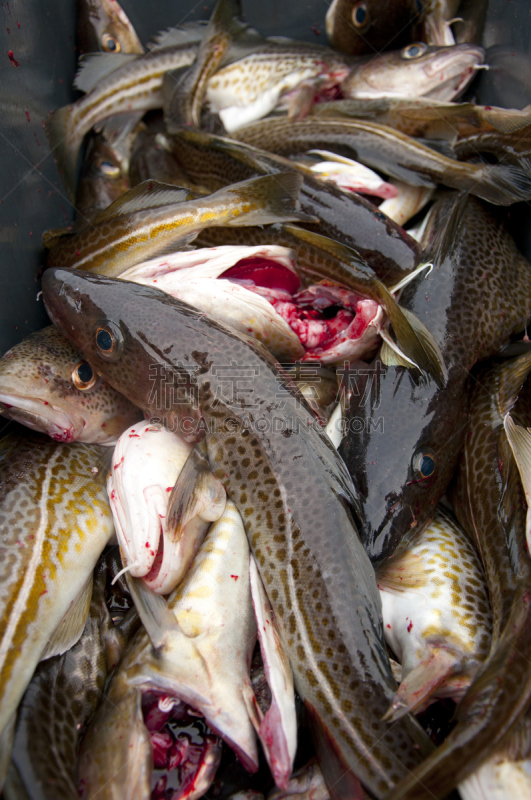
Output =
[{"x1": 2, "y1": 0, "x2": 531, "y2": 797}]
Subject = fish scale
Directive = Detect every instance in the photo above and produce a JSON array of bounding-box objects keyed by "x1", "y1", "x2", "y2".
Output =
[
  {"x1": 42, "y1": 268, "x2": 434, "y2": 800},
  {"x1": 0, "y1": 434, "x2": 114, "y2": 740}
]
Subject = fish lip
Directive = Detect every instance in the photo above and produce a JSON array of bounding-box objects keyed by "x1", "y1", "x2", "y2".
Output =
[
  {"x1": 421, "y1": 45, "x2": 485, "y2": 95},
  {"x1": 0, "y1": 392, "x2": 84, "y2": 442}
]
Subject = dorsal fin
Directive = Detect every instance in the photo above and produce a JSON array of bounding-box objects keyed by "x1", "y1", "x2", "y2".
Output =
[
  {"x1": 91, "y1": 180, "x2": 193, "y2": 223},
  {"x1": 74, "y1": 52, "x2": 138, "y2": 93},
  {"x1": 147, "y1": 21, "x2": 208, "y2": 51}
]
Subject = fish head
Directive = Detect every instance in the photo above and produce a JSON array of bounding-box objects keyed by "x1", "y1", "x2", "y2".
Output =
[
  {"x1": 76, "y1": 0, "x2": 144, "y2": 55},
  {"x1": 325, "y1": 0, "x2": 419, "y2": 56},
  {"x1": 338, "y1": 360, "x2": 467, "y2": 565},
  {"x1": 76, "y1": 134, "x2": 130, "y2": 222},
  {"x1": 341, "y1": 43, "x2": 485, "y2": 102},
  {"x1": 42, "y1": 269, "x2": 205, "y2": 437},
  {"x1": 0, "y1": 324, "x2": 141, "y2": 444}
]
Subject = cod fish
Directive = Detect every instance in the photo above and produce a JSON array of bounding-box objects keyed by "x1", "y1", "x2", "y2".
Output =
[
  {"x1": 5, "y1": 553, "x2": 137, "y2": 800},
  {"x1": 108, "y1": 420, "x2": 226, "y2": 595},
  {"x1": 385, "y1": 352, "x2": 531, "y2": 798},
  {"x1": 0, "y1": 326, "x2": 141, "y2": 444},
  {"x1": 339, "y1": 192, "x2": 531, "y2": 566},
  {"x1": 76, "y1": 0, "x2": 144, "y2": 55},
  {"x1": 79, "y1": 502, "x2": 260, "y2": 798},
  {"x1": 45, "y1": 173, "x2": 313, "y2": 277},
  {"x1": 378, "y1": 506, "x2": 491, "y2": 720},
  {"x1": 74, "y1": 133, "x2": 130, "y2": 225},
  {"x1": 231, "y1": 116, "x2": 531, "y2": 206},
  {"x1": 43, "y1": 267, "x2": 434, "y2": 800},
  {"x1": 0, "y1": 433, "x2": 115, "y2": 746}
]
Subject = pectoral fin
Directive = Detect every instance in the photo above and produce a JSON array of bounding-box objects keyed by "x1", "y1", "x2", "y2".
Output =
[{"x1": 40, "y1": 574, "x2": 93, "y2": 660}]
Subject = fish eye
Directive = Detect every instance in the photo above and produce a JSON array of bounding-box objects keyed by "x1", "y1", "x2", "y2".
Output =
[
  {"x1": 101, "y1": 33, "x2": 121, "y2": 53},
  {"x1": 98, "y1": 160, "x2": 121, "y2": 178},
  {"x1": 95, "y1": 322, "x2": 123, "y2": 361},
  {"x1": 351, "y1": 2, "x2": 369, "y2": 29},
  {"x1": 72, "y1": 360, "x2": 99, "y2": 392},
  {"x1": 412, "y1": 449, "x2": 436, "y2": 480},
  {"x1": 401, "y1": 42, "x2": 428, "y2": 60},
  {"x1": 415, "y1": 0, "x2": 423, "y2": 13}
]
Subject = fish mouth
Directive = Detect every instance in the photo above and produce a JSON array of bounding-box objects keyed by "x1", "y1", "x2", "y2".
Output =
[
  {"x1": 0, "y1": 393, "x2": 84, "y2": 442},
  {"x1": 361, "y1": 502, "x2": 417, "y2": 566},
  {"x1": 422, "y1": 45, "x2": 485, "y2": 101}
]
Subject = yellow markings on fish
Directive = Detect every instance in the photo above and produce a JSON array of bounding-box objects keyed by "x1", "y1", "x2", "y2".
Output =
[{"x1": 175, "y1": 609, "x2": 203, "y2": 637}]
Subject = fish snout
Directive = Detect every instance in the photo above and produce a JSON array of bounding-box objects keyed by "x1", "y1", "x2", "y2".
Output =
[{"x1": 362, "y1": 497, "x2": 417, "y2": 566}]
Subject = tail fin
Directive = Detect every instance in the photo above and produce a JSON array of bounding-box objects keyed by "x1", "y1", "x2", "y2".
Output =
[
  {"x1": 472, "y1": 163, "x2": 531, "y2": 206},
  {"x1": 44, "y1": 105, "x2": 79, "y2": 202},
  {"x1": 385, "y1": 586, "x2": 531, "y2": 800},
  {"x1": 221, "y1": 172, "x2": 318, "y2": 227}
]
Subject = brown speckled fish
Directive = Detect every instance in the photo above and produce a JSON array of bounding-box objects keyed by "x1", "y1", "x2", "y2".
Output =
[
  {"x1": 0, "y1": 326, "x2": 142, "y2": 444},
  {"x1": 0, "y1": 433, "x2": 115, "y2": 745},
  {"x1": 386, "y1": 352, "x2": 531, "y2": 799},
  {"x1": 43, "y1": 267, "x2": 433, "y2": 800}
]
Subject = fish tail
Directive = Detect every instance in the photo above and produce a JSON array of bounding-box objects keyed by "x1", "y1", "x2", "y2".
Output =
[
  {"x1": 385, "y1": 585, "x2": 531, "y2": 800},
  {"x1": 222, "y1": 173, "x2": 318, "y2": 227},
  {"x1": 44, "y1": 105, "x2": 79, "y2": 202},
  {"x1": 382, "y1": 291, "x2": 448, "y2": 387},
  {"x1": 468, "y1": 163, "x2": 531, "y2": 206}
]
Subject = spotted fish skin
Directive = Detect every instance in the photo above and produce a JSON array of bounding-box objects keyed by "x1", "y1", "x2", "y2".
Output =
[
  {"x1": 43, "y1": 268, "x2": 433, "y2": 800},
  {"x1": 0, "y1": 433, "x2": 114, "y2": 740},
  {"x1": 339, "y1": 193, "x2": 531, "y2": 566},
  {"x1": 378, "y1": 506, "x2": 491, "y2": 719},
  {"x1": 0, "y1": 326, "x2": 142, "y2": 445}
]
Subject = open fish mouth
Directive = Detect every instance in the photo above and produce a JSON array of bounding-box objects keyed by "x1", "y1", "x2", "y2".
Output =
[
  {"x1": 0, "y1": 393, "x2": 84, "y2": 442},
  {"x1": 423, "y1": 46, "x2": 485, "y2": 100}
]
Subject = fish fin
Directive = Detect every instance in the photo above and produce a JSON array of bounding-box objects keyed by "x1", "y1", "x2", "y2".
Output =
[
  {"x1": 483, "y1": 106, "x2": 531, "y2": 134},
  {"x1": 97, "y1": 111, "x2": 145, "y2": 147},
  {"x1": 42, "y1": 225, "x2": 75, "y2": 249},
  {"x1": 389, "y1": 261, "x2": 433, "y2": 294},
  {"x1": 44, "y1": 106, "x2": 78, "y2": 202},
  {"x1": 380, "y1": 331, "x2": 419, "y2": 370},
  {"x1": 474, "y1": 163, "x2": 531, "y2": 206},
  {"x1": 288, "y1": 81, "x2": 317, "y2": 122},
  {"x1": 388, "y1": 586, "x2": 531, "y2": 800},
  {"x1": 304, "y1": 702, "x2": 365, "y2": 800},
  {"x1": 383, "y1": 648, "x2": 461, "y2": 721},
  {"x1": 376, "y1": 550, "x2": 427, "y2": 593},
  {"x1": 40, "y1": 574, "x2": 93, "y2": 660},
  {"x1": 166, "y1": 446, "x2": 226, "y2": 539},
  {"x1": 148, "y1": 21, "x2": 209, "y2": 51},
  {"x1": 496, "y1": 352, "x2": 531, "y2": 414},
  {"x1": 125, "y1": 572, "x2": 177, "y2": 650},
  {"x1": 91, "y1": 180, "x2": 193, "y2": 223},
  {"x1": 222, "y1": 173, "x2": 318, "y2": 227},
  {"x1": 74, "y1": 52, "x2": 138, "y2": 93},
  {"x1": 504, "y1": 415, "x2": 531, "y2": 551}
]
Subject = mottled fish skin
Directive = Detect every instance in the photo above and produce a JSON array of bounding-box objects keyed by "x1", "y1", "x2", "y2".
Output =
[
  {"x1": 230, "y1": 116, "x2": 531, "y2": 206},
  {"x1": 325, "y1": 0, "x2": 420, "y2": 56},
  {"x1": 42, "y1": 268, "x2": 433, "y2": 800},
  {"x1": 158, "y1": 128, "x2": 422, "y2": 284},
  {"x1": 46, "y1": 173, "x2": 312, "y2": 277},
  {"x1": 0, "y1": 433, "x2": 114, "y2": 740},
  {"x1": 339, "y1": 193, "x2": 531, "y2": 566},
  {"x1": 381, "y1": 357, "x2": 531, "y2": 798},
  {"x1": 76, "y1": 0, "x2": 144, "y2": 55},
  {"x1": 7, "y1": 554, "x2": 130, "y2": 800},
  {"x1": 378, "y1": 506, "x2": 491, "y2": 720},
  {"x1": 0, "y1": 326, "x2": 142, "y2": 445}
]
